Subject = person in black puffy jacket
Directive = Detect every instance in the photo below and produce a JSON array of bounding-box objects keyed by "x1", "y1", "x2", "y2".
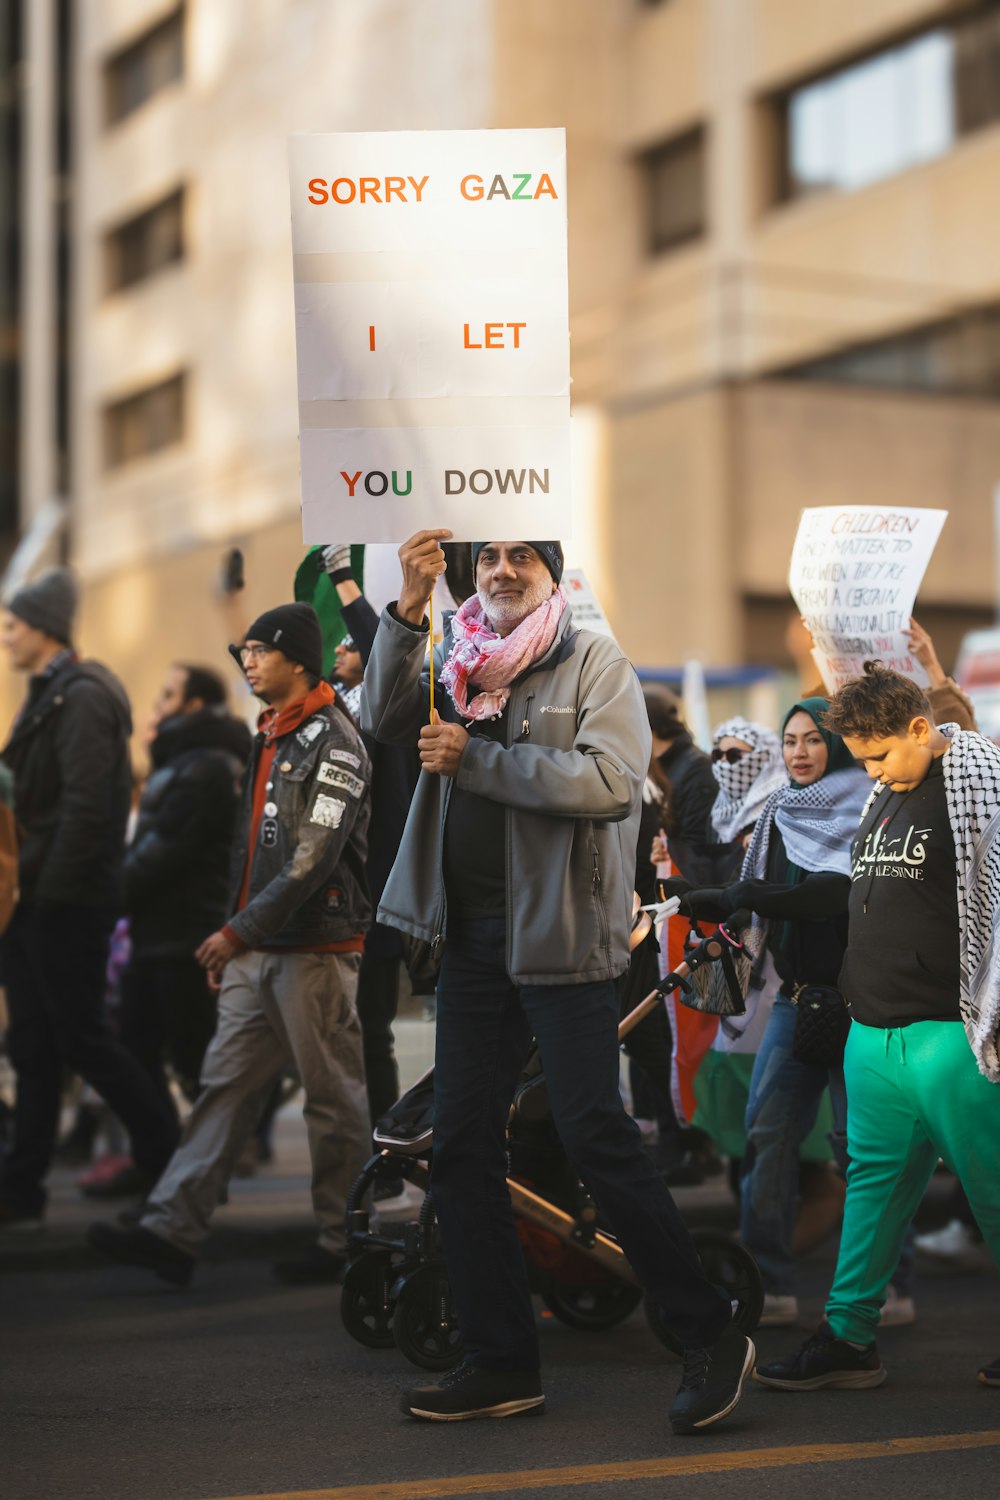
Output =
[
  {"x1": 0, "y1": 571, "x2": 180, "y2": 1228},
  {"x1": 117, "y1": 665, "x2": 251, "y2": 1126}
]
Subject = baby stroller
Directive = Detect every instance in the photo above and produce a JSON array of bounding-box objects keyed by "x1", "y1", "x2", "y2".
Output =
[{"x1": 339, "y1": 910, "x2": 763, "y2": 1370}]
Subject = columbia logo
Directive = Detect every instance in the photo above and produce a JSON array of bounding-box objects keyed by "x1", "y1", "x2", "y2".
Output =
[{"x1": 540, "y1": 705, "x2": 575, "y2": 714}]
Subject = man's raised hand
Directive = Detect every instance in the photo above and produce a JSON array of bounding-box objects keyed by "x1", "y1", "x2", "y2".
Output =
[{"x1": 397, "y1": 529, "x2": 453, "y2": 626}]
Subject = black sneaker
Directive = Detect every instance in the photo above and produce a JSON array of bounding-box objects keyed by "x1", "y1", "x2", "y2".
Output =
[
  {"x1": 669, "y1": 1322, "x2": 756, "y2": 1435},
  {"x1": 978, "y1": 1354, "x2": 1000, "y2": 1388},
  {"x1": 272, "y1": 1244, "x2": 347, "y2": 1285},
  {"x1": 87, "y1": 1222, "x2": 195, "y2": 1286},
  {"x1": 401, "y1": 1362, "x2": 545, "y2": 1421},
  {"x1": 754, "y1": 1321, "x2": 886, "y2": 1391}
]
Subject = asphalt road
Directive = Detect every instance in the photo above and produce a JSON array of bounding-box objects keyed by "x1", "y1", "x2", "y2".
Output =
[{"x1": 3, "y1": 1110, "x2": 999, "y2": 1500}]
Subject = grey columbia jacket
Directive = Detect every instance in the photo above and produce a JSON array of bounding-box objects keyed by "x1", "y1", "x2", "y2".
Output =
[{"x1": 360, "y1": 603, "x2": 651, "y2": 985}]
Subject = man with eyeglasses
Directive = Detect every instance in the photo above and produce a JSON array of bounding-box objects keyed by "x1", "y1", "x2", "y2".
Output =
[{"x1": 89, "y1": 603, "x2": 372, "y2": 1287}]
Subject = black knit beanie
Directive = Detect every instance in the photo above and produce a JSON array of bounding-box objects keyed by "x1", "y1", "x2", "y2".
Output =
[
  {"x1": 7, "y1": 567, "x2": 78, "y2": 644},
  {"x1": 232, "y1": 603, "x2": 324, "y2": 680},
  {"x1": 471, "y1": 541, "x2": 564, "y2": 585}
]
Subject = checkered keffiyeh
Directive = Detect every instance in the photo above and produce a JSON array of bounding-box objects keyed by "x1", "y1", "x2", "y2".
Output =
[
  {"x1": 860, "y1": 725, "x2": 1000, "y2": 1082},
  {"x1": 709, "y1": 717, "x2": 786, "y2": 843}
]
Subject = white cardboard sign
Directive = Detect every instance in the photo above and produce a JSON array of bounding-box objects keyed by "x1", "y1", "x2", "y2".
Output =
[
  {"x1": 289, "y1": 129, "x2": 571, "y2": 543},
  {"x1": 562, "y1": 569, "x2": 617, "y2": 642},
  {"x1": 788, "y1": 506, "x2": 948, "y2": 690}
]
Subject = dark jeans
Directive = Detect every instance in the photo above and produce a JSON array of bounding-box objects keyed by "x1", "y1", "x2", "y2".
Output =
[
  {"x1": 0, "y1": 904, "x2": 179, "y2": 1214},
  {"x1": 118, "y1": 955, "x2": 219, "y2": 1121},
  {"x1": 431, "y1": 917, "x2": 732, "y2": 1371},
  {"x1": 356, "y1": 949, "x2": 401, "y2": 1126}
]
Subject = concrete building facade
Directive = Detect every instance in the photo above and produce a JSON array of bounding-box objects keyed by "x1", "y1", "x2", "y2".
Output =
[{"x1": 7, "y1": 0, "x2": 1000, "y2": 725}]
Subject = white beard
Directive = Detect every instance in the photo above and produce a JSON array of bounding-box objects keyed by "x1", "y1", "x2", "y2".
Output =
[{"x1": 478, "y1": 576, "x2": 554, "y2": 631}]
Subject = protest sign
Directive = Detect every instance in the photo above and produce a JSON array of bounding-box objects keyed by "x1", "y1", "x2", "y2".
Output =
[
  {"x1": 788, "y1": 506, "x2": 948, "y2": 690},
  {"x1": 289, "y1": 129, "x2": 571, "y2": 543},
  {"x1": 562, "y1": 569, "x2": 617, "y2": 642}
]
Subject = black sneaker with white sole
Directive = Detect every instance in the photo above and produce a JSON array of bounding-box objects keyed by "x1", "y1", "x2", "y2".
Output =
[
  {"x1": 754, "y1": 1321, "x2": 886, "y2": 1391},
  {"x1": 669, "y1": 1322, "x2": 756, "y2": 1435},
  {"x1": 978, "y1": 1354, "x2": 1000, "y2": 1388},
  {"x1": 400, "y1": 1361, "x2": 544, "y2": 1421}
]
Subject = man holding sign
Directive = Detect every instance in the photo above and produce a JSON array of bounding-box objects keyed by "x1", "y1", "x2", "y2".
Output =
[{"x1": 361, "y1": 531, "x2": 755, "y2": 1434}]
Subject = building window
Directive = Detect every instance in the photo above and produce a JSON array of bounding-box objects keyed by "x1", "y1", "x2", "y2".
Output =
[
  {"x1": 104, "y1": 373, "x2": 186, "y2": 468},
  {"x1": 777, "y1": 5, "x2": 1000, "y2": 202},
  {"x1": 642, "y1": 128, "x2": 706, "y2": 254},
  {"x1": 774, "y1": 305, "x2": 1000, "y2": 399},
  {"x1": 105, "y1": 189, "x2": 184, "y2": 292},
  {"x1": 105, "y1": 6, "x2": 184, "y2": 125}
]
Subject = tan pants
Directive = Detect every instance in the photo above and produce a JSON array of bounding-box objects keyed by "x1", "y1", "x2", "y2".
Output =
[{"x1": 142, "y1": 949, "x2": 369, "y2": 1256}]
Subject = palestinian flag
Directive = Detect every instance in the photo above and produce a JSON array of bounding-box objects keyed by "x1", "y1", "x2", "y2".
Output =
[{"x1": 293, "y1": 544, "x2": 365, "y2": 679}]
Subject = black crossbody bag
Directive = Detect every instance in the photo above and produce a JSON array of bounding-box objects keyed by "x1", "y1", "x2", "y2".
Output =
[{"x1": 790, "y1": 982, "x2": 851, "y2": 1066}]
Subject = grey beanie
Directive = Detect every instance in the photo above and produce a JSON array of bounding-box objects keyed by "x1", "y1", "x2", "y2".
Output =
[{"x1": 7, "y1": 567, "x2": 79, "y2": 645}]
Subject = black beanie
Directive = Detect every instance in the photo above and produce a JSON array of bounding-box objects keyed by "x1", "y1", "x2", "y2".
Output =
[
  {"x1": 232, "y1": 603, "x2": 324, "y2": 680},
  {"x1": 471, "y1": 541, "x2": 564, "y2": 584},
  {"x1": 7, "y1": 567, "x2": 78, "y2": 644}
]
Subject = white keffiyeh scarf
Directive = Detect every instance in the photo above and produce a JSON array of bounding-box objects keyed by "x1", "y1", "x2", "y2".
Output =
[{"x1": 859, "y1": 725, "x2": 1000, "y2": 1082}]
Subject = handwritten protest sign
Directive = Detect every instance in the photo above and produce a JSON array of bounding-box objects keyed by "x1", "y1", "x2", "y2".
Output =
[
  {"x1": 289, "y1": 129, "x2": 570, "y2": 543},
  {"x1": 788, "y1": 506, "x2": 948, "y2": 690},
  {"x1": 563, "y1": 569, "x2": 617, "y2": 642}
]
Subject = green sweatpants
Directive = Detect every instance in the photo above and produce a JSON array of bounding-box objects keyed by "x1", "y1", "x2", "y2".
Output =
[{"x1": 826, "y1": 1018, "x2": 1000, "y2": 1345}]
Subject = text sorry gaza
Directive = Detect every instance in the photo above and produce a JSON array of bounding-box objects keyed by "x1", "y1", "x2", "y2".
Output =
[{"x1": 305, "y1": 172, "x2": 559, "y2": 204}]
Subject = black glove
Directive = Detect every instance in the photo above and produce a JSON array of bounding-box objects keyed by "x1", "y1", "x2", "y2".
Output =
[{"x1": 683, "y1": 886, "x2": 733, "y2": 922}]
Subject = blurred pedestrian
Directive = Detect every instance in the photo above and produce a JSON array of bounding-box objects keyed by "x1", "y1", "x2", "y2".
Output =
[
  {"x1": 88, "y1": 603, "x2": 371, "y2": 1284},
  {"x1": 643, "y1": 686, "x2": 723, "y2": 884},
  {"x1": 82, "y1": 665, "x2": 252, "y2": 1198},
  {"x1": 691, "y1": 717, "x2": 835, "y2": 1197},
  {"x1": 0, "y1": 569, "x2": 179, "y2": 1229}
]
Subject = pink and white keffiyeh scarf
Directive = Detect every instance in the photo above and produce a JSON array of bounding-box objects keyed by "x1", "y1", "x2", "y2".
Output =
[{"x1": 440, "y1": 589, "x2": 567, "y2": 720}]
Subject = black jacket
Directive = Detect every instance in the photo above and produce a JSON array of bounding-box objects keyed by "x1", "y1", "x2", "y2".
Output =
[
  {"x1": 226, "y1": 699, "x2": 372, "y2": 950},
  {"x1": 1, "y1": 657, "x2": 132, "y2": 909},
  {"x1": 123, "y1": 707, "x2": 252, "y2": 958},
  {"x1": 658, "y1": 732, "x2": 729, "y2": 884}
]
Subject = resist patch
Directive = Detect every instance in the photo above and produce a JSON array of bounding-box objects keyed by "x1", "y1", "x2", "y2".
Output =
[{"x1": 317, "y1": 762, "x2": 365, "y2": 798}]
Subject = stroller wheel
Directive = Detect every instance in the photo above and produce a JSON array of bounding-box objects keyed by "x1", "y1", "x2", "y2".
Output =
[
  {"x1": 541, "y1": 1280, "x2": 643, "y2": 1331},
  {"x1": 340, "y1": 1252, "x2": 397, "y2": 1349},
  {"x1": 644, "y1": 1229, "x2": 763, "y2": 1357},
  {"x1": 391, "y1": 1261, "x2": 465, "y2": 1371}
]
